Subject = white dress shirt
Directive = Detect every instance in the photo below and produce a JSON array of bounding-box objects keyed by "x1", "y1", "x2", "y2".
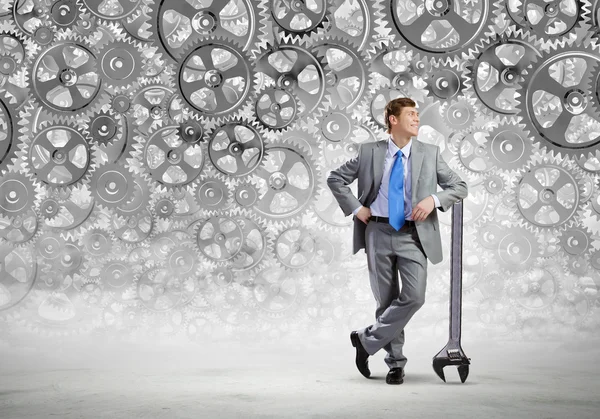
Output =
[{"x1": 352, "y1": 138, "x2": 441, "y2": 218}]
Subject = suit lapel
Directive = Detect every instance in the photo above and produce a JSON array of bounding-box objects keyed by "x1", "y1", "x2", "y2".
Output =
[
  {"x1": 371, "y1": 140, "x2": 387, "y2": 196},
  {"x1": 411, "y1": 139, "x2": 424, "y2": 204}
]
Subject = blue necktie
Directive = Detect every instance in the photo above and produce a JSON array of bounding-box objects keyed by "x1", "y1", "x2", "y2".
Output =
[{"x1": 389, "y1": 150, "x2": 405, "y2": 230}]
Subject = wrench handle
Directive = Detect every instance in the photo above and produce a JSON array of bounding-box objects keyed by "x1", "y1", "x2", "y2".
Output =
[{"x1": 450, "y1": 200, "x2": 463, "y2": 342}]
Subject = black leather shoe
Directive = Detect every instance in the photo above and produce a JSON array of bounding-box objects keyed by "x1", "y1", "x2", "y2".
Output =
[
  {"x1": 386, "y1": 367, "x2": 405, "y2": 385},
  {"x1": 350, "y1": 331, "x2": 371, "y2": 378}
]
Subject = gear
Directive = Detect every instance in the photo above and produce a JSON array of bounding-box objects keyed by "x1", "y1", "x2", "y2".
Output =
[
  {"x1": 514, "y1": 154, "x2": 587, "y2": 229},
  {"x1": 89, "y1": 162, "x2": 136, "y2": 209},
  {"x1": 494, "y1": 225, "x2": 542, "y2": 272},
  {"x1": 147, "y1": 0, "x2": 267, "y2": 63},
  {"x1": 82, "y1": 109, "x2": 123, "y2": 146},
  {"x1": 516, "y1": 38, "x2": 600, "y2": 160},
  {"x1": 229, "y1": 208, "x2": 273, "y2": 276},
  {"x1": 270, "y1": 0, "x2": 330, "y2": 42},
  {"x1": 193, "y1": 215, "x2": 243, "y2": 265},
  {"x1": 0, "y1": 170, "x2": 41, "y2": 221},
  {"x1": 0, "y1": 94, "x2": 19, "y2": 175},
  {"x1": 130, "y1": 79, "x2": 185, "y2": 135},
  {"x1": 505, "y1": 0, "x2": 591, "y2": 50},
  {"x1": 312, "y1": 35, "x2": 369, "y2": 111},
  {"x1": 558, "y1": 225, "x2": 594, "y2": 257},
  {"x1": 82, "y1": 0, "x2": 146, "y2": 20},
  {"x1": 112, "y1": 208, "x2": 153, "y2": 247},
  {"x1": 80, "y1": 227, "x2": 114, "y2": 260},
  {"x1": 132, "y1": 125, "x2": 205, "y2": 189},
  {"x1": 249, "y1": 137, "x2": 321, "y2": 228},
  {"x1": 485, "y1": 120, "x2": 536, "y2": 173},
  {"x1": 424, "y1": 57, "x2": 469, "y2": 105},
  {"x1": 0, "y1": 208, "x2": 40, "y2": 246},
  {"x1": 323, "y1": 0, "x2": 387, "y2": 51},
  {"x1": 193, "y1": 169, "x2": 234, "y2": 215},
  {"x1": 96, "y1": 37, "x2": 146, "y2": 92},
  {"x1": 274, "y1": 224, "x2": 317, "y2": 271},
  {"x1": 49, "y1": 0, "x2": 83, "y2": 32},
  {"x1": 253, "y1": 41, "x2": 328, "y2": 117},
  {"x1": 11, "y1": 0, "x2": 50, "y2": 37},
  {"x1": 205, "y1": 118, "x2": 266, "y2": 178},
  {"x1": 466, "y1": 29, "x2": 542, "y2": 119},
  {"x1": 28, "y1": 34, "x2": 109, "y2": 121},
  {"x1": 253, "y1": 87, "x2": 301, "y2": 131},
  {"x1": 386, "y1": 0, "x2": 500, "y2": 62}
]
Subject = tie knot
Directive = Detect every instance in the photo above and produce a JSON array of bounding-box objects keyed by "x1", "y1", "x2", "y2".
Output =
[{"x1": 396, "y1": 150, "x2": 403, "y2": 158}]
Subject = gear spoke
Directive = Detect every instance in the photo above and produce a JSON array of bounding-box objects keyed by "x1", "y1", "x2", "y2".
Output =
[
  {"x1": 74, "y1": 59, "x2": 95, "y2": 77},
  {"x1": 551, "y1": 111, "x2": 572, "y2": 139},
  {"x1": 167, "y1": 0, "x2": 199, "y2": 18}
]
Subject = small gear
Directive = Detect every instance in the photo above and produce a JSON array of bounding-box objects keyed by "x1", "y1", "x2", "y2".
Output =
[
  {"x1": 83, "y1": 109, "x2": 123, "y2": 146},
  {"x1": 132, "y1": 125, "x2": 205, "y2": 189},
  {"x1": 205, "y1": 117, "x2": 266, "y2": 178},
  {"x1": 0, "y1": 170, "x2": 41, "y2": 221},
  {"x1": 193, "y1": 215, "x2": 243, "y2": 265},
  {"x1": 270, "y1": 0, "x2": 330, "y2": 42},
  {"x1": 494, "y1": 225, "x2": 542, "y2": 272},
  {"x1": 49, "y1": 0, "x2": 83, "y2": 33},
  {"x1": 514, "y1": 154, "x2": 587, "y2": 229},
  {"x1": 253, "y1": 87, "x2": 301, "y2": 132},
  {"x1": 485, "y1": 120, "x2": 536, "y2": 174},
  {"x1": 80, "y1": 227, "x2": 114, "y2": 260},
  {"x1": 89, "y1": 162, "x2": 135, "y2": 210},
  {"x1": 112, "y1": 208, "x2": 153, "y2": 247},
  {"x1": 232, "y1": 179, "x2": 261, "y2": 208},
  {"x1": 273, "y1": 224, "x2": 318, "y2": 271},
  {"x1": 178, "y1": 118, "x2": 203, "y2": 144},
  {"x1": 193, "y1": 169, "x2": 234, "y2": 215},
  {"x1": 95, "y1": 37, "x2": 146, "y2": 92},
  {"x1": 11, "y1": 0, "x2": 50, "y2": 37},
  {"x1": 424, "y1": 57, "x2": 469, "y2": 106},
  {"x1": 558, "y1": 226, "x2": 594, "y2": 257},
  {"x1": 439, "y1": 96, "x2": 481, "y2": 133},
  {"x1": 129, "y1": 79, "x2": 184, "y2": 135}
]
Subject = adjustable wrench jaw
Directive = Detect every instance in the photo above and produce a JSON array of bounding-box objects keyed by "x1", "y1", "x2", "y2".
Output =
[{"x1": 433, "y1": 344, "x2": 471, "y2": 383}]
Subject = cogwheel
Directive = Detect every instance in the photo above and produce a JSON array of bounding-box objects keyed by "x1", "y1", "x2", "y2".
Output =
[
  {"x1": 129, "y1": 78, "x2": 186, "y2": 135},
  {"x1": 503, "y1": 0, "x2": 592, "y2": 51},
  {"x1": 454, "y1": 123, "x2": 496, "y2": 178},
  {"x1": 114, "y1": 170, "x2": 151, "y2": 219},
  {"x1": 466, "y1": 29, "x2": 542, "y2": 120},
  {"x1": 81, "y1": 0, "x2": 147, "y2": 20},
  {"x1": 0, "y1": 208, "x2": 40, "y2": 247},
  {"x1": 592, "y1": 0, "x2": 600, "y2": 40},
  {"x1": 164, "y1": 242, "x2": 203, "y2": 281},
  {"x1": 439, "y1": 96, "x2": 481, "y2": 134},
  {"x1": 515, "y1": 37, "x2": 600, "y2": 160},
  {"x1": 147, "y1": 0, "x2": 268, "y2": 64},
  {"x1": 192, "y1": 168, "x2": 234, "y2": 215},
  {"x1": 204, "y1": 117, "x2": 267, "y2": 178},
  {"x1": 10, "y1": 0, "x2": 50, "y2": 37},
  {"x1": 252, "y1": 86, "x2": 302, "y2": 132},
  {"x1": 79, "y1": 227, "x2": 114, "y2": 261},
  {"x1": 513, "y1": 153, "x2": 587, "y2": 230},
  {"x1": 89, "y1": 162, "x2": 136, "y2": 210},
  {"x1": 178, "y1": 116, "x2": 204, "y2": 144},
  {"x1": 131, "y1": 124, "x2": 205, "y2": 189},
  {"x1": 269, "y1": 0, "x2": 331, "y2": 43},
  {"x1": 558, "y1": 224, "x2": 596, "y2": 258},
  {"x1": 322, "y1": 0, "x2": 388, "y2": 51},
  {"x1": 38, "y1": 183, "x2": 97, "y2": 237},
  {"x1": 551, "y1": 287, "x2": 593, "y2": 327},
  {"x1": 424, "y1": 57, "x2": 469, "y2": 106},
  {"x1": 71, "y1": 12, "x2": 97, "y2": 38},
  {"x1": 41, "y1": 236, "x2": 86, "y2": 277},
  {"x1": 150, "y1": 191, "x2": 176, "y2": 221},
  {"x1": 305, "y1": 100, "x2": 360, "y2": 145},
  {"x1": 82, "y1": 109, "x2": 123, "y2": 146},
  {"x1": 112, "y1": 208, "x2": 154, "y2": 247},
  {"x1": 0, "y1": 93, "x2": 20, "y2": 175},
  {"x1": 95, "y1": 36, "x2": 147, "y2": 93},
  {"x1": 192, "y1": 215, "x2": 244, "y2": 266},
  {"x1": 232, "y1": 178, "x2": 261, "y2": 209},
  {"x1": 493, "y1": 224, "x2": 542, "y2": 272},
  {"x1": 27, "y1": 32, "x2": 110, "y2": 122},
  {"x1": 176, "y1": 36, "x2": 259, "y2": 124},
  {"x1": 248, "y1": 136, "x2": 322, "y2": 229},
  {"x1": 482, "y1": 171, "x2": 512, "y2": 196},
  {"x1": 252, "y1": 40, "x2": 328, "y2": 118},
  {"x1": 312, "y1": 35, "x2": 369, "y2": 111},
  {"x1": 228, "y1": 207, "x2": 274, "y2": 277},
  {"x1": 0, "y1": 169, "x2": 42, "y2": 221},
  {"x1": 48, "y1": 0, "x2": 84, "y2": 33},
  {"x1": 484, "y1": 119, "x2": 537, "y2": 174},
  {"x1": 385, "y1": 0, "x2": 501, "y2": 62},
  {"x1": 506, "y1": 264, "x2": 563, "y2": 315},
  {"x1": 0, "y1": 24, "x2": 36, "y2": 106}
]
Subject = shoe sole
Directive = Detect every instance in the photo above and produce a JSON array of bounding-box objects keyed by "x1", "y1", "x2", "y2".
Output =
[{"x1": 350, "y1": 333, "x2": 371, "y2": 378}]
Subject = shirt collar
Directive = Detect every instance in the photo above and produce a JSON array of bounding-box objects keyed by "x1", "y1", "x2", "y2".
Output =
[{"x1": 387, "y1": 138, "x2": 412, "y2": 158}]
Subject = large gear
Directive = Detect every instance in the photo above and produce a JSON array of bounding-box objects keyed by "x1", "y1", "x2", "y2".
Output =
[
  {"x1": 466, "y1": 29, "x2": 542, "y2": 119},
  {"x1": 177, "y1": 37, "x2": 258, "y2": 122},
  {"x1": 147, "y1": 0, "x2": 267, "y2": 64},
  {"x1": 27, "y1": 33, "x2": 109, "y2": 121},
  {"x1": 516, "y1": 38, "x2": 600, "y2": 160},
  {"x1": 386, "y1": 0, "x2": 501, "y2": 62}
]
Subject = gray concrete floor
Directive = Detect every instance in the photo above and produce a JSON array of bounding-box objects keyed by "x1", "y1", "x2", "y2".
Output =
[{"x1": 1, "y1": 331, "x2": 599, "y2": 419}]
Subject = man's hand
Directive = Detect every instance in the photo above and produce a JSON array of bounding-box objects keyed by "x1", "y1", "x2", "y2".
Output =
[
  {"x1": 356, "y1": 206, "x2": 371, "y2": 224},
  {"x1": 412, "y1": 196, "x2": 435, "y2": 221}
]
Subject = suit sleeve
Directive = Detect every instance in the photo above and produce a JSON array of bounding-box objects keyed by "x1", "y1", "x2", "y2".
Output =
[
  {"x1": 326, "y1": 144, "x2": 364, "y2": 217},
  {"x1": 434, "y1": 145, "x2": 468, "y2": 212}
]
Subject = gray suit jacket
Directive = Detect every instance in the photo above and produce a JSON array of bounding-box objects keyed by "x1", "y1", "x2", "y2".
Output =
[{"x1": 326, "y1": 139, "x2": 468, "y2": 264}]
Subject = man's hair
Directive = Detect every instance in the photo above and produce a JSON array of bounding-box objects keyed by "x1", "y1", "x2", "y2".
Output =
[{"x1": 384, "y1": 98, "x2": 417, "y2": 133}]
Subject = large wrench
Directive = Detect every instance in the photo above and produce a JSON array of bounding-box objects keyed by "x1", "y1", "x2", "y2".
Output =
[{"x1": 432, "y1": 200, "x2": 471, "y2": 383}]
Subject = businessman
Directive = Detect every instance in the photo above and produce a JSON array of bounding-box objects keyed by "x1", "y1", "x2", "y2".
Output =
[{"x1": 327, "y1": 98, "x2": 468, "y2": 384}]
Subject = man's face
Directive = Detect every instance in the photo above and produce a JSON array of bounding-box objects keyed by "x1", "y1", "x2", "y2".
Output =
[{"x1": 390, "y1": 106, "x2": 419, "y2": 137}]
